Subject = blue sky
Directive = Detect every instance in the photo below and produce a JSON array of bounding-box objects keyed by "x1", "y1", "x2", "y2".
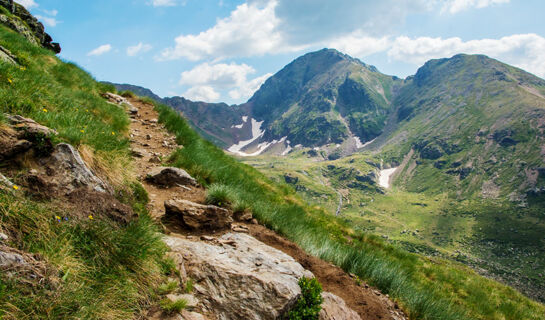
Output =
[{"x1": 20, "y1": 0, "x2": 545, "y2": 104}]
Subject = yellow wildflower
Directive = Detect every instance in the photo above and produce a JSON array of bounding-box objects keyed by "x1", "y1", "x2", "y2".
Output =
[
  {"x1": 7, "y1": 78, "x2": 13, "y2": 84},
  {"x1": 43, "y1": 108, "x2": 48, "y2": 113},
  {"x1": 13, "y1": 185, "x2": 19, "y2": 190},
  {"x1": 55, "y1": 216, "x2": 61, "y2": 220},
  {"x1": 80, "y1": 130, "x2": 85, "y2": 133},
  {"x1": 88, "y1": 215, "x2": 94, "y2": 220},
  {"x1": 111, "y1": 132, "x2": 115, "y2": 136}
]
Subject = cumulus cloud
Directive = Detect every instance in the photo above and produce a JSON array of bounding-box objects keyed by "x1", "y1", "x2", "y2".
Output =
[
  {"x1": 127, "y1": 42, "x2": 153, "y2": 56},
  {"x1": 87, "y1": 44, "x2": 112, "y2": 57},
  {"x1": 387, "y1": 34, "x2": 545, "y2": 77},
  {"x1": 183, "y1": 86, "x2": 221, "y2": 102},
  {"x1": 18, "y1": 0, "x2": 38, "y2": 9},
  {"x1": 327, "y1": 32, "x2": 391, "y2": 58},
  {"x1": 35, "y1": 15, "x2": 58, "y2": 27},
  {"x1": 180, "y1": 62, "x2": 272, "y2": 102},
  {"x1": 441, "y1": 0, "x2": 510, "y2": 14},
  {"x1": 158, "y1": 1, "x2": 303, "y2": 61}
]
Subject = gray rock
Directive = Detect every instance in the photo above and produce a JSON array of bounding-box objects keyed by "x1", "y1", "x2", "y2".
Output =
[
  {"x1": 164, "y1": 233, "x2": 314, "y2": 320},
  {"x1": 146, "y1": 167, "x2": 197, "y2": 187},
  {"x1": 45, "y1": 143, "x2": 110, "y2": 194},
  {"x1": 0, "y1": 45, "x2": 17, "y2": 64},
  {"x1": 6, "y1": 114, "x2": 58, "y2": 136},
  {"x1": 164, "y1": 199, "x2": 233, "y2": 230},
  {"x1": 0, "y1": 233, "x2": 8, "y2": 241},
  {"x1": 0, "y1": 250, "x2": 26, "y2": 267},
  {"x1": 0, "y1": 173, "x2": 14, "y2": 189},
  {"x1": 319, "y1": 292, "x2": 361, "y2": 320}
]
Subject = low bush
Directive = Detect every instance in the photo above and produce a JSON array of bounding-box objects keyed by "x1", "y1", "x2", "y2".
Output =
[{"x1": 285, "y1": 277, "x2": 323, "y2": 320}]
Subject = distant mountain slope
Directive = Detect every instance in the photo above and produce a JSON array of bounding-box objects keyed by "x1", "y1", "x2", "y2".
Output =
[{"x1": 379, "y1": 54, "x2": 545, "y2": 203}]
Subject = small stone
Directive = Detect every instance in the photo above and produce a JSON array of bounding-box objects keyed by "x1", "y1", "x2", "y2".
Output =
[
  {"x1": 200, "y1": 235, "x2": 215, "y2": 241},
  {"x1": 251, "y1": 219, "x2": 259, "y2": 225},
  {"x1": 146, "y1": 134, "x2": 152, "y2": 140},
  {"x1": 0, "y1": 233, "x2": 8, "y2": 241}
]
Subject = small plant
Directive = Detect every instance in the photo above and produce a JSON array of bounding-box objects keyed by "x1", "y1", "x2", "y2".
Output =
[
  {"x1": 160, "y1": 298, "x2": 187, "y2": 314},
  {"x1": 205, "y1": 183, "x2": 236, "y2": 207},
  {"x1": 157, "y1": 280, "x2": 179, "y2": 295},
  {"x1": 184, "y1": 278, "x2": 194, "y2": 293},
  {"x1": 119, "y1": 90, "x2": 135, "y2": 98},
  {"x1": 285, "y1": 277, "x2": 323, "y2": 320}
]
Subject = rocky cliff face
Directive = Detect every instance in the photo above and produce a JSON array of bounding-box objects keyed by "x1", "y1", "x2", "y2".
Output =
[{"x1": 0, "y1": 0, "x2": 60, "y2": 53}]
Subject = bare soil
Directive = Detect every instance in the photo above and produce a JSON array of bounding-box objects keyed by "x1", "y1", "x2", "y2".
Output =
[{"x1": 128, "y1": 97, "x2": 407, "y2": 320}]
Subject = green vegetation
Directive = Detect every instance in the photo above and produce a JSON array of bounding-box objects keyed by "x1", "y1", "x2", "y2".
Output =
[
  {"x1": 153, "y1": 100, "x2": 545, "y2": 319},
  {"x1": 157, "y1": 280, "x2": 179, "y2": 295},
  {"x1": 205, "y1": 183, "x2": 237, "y2": 207},
  {"x1": 0, "y1": 25, "x2": 168, "y2": 319},
  {"x1": 286, "y1": 277, "x2": 323, "y2": 320},
  {"x1": 159, "y1": 298, "x2": 187, "y2": 314}
]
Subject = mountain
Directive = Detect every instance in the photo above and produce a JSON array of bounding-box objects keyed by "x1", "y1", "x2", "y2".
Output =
[{"x1": 380, "y1": 54, "x2": 545, "y2": 203}]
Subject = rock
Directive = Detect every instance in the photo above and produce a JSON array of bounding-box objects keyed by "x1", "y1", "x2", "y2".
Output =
[
  {"x1": 234, "y1": 210, "x2": 253, "y2": 222},
  {"x1": 164, "y1": 233, "x2": 314, "y2": 320},
  {"x1": 102, "y1": 92, "x2": 127, "y2": 105},
  {"x1": 146, "y1": 134, "x2": 152, "y2": 140},
  {"x1": 231, "y1": 224, "x2": 249, "y2": 233},
  {"x1": 6, "y1": 114, "x2": 58, "y2": 137},
  {"x1": 284, "y1": 174, "x2": 299, "y2": 184},
  {"x1": 180, "y1": 311, "x2": 207, "y2": 320},
  {"x1": 0, "y1": 233, "x2": 8, "y2": 241},
  {"x1": 0, "y1": 126, "x2": 32, "y2": 160},
  {"x1": 149, "y1": 155, "x2": 162, "y2": 163},
  {"x1": 319, "y1": 292, "x2": 361, "y2": 320},
  {"x1": 0, "y1": 45, "x2": 17, "y2": 64},
  {"x1": 44, "y1": 143, "x2": 110, "y2": 194},
  {"x1": 131, "y1": 148, "x2": 148, "y2": 158},
  {"x1": 0, "y1": 172, "x2": 14, "y2": 189},
  {"x1": 146, "y1": 167, "x2": 197, "y2": 187},
  {"x1": 251, "y1": 218, "x2": 259, "y2": 225},
  {"x1": 0, "y1": 1, "x2": 61, "y2": 53},
  {"x1": 165, "y1": 200, "x2": 233, "y2": 230},
  {"x1": 0, "y1": 250, "x2": 26, "y2": 268}
]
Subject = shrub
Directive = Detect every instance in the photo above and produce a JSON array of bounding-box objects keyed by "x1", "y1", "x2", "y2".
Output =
[
  {"x1": 285, "y1": 277, "x2": 323, "y2": 320},
  {"x1": 119, "y1": 90, "x2": 135, "y2": 98}
]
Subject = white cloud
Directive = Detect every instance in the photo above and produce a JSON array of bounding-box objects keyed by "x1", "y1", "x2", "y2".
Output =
[
  {"x1": 387, "y1": 34, "x2": 545, "y2": 78},
  {"x1": 42, "y1": 9, "x2": 58, "y2": 16},
  {"x1": 183, "y1": 86, "x2": 221, "y2": 102},
  {"x1": 180, "y1": 62, "x2": 255, "y2": 88},
  {"x1": 35, "y1": 15, "x2": 58, "y2": 27},
  {"x1": 127, "y1": 42, "x2": 153, "y2": 56},
  {"x1": 87, "y1": 44, "x2": 112, "y2": 57},
  {"x1": 441, "y1": 0, "x2": 510, "y2": 14},
  {"x1": 229, "y1": 73, "x2": 272, "y2": 100},
  {"x1": 327, "y1": 31, "x2": 391, "y2": 58},
  {"x1": 180, "y1": 62, "x2": 272, "y2": 102},
  {"x1": 159, "y1": 1, "x2": 302, "y2": 61},
  {"x1": 17, "y1": 0, "x2": 38, "y2": 9}
]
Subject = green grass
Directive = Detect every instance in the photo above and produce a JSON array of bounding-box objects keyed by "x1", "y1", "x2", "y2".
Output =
[
  {"x1": 205, "y1": 183, "x2": 237, "y2": 207},
  {"x1": 0, "y1": 25, "x2": 168, "y2": 319},
  {"x1": 153, "y1": 101, "x2": 545, "y2": 320},
  {"x1": 286, "y1": 277, "x2": 323, "y2": 320},
  {"x1": 159, "y1": 298, "x2": 187, "y2": 314}
]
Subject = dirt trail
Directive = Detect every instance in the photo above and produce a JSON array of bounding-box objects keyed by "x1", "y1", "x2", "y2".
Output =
[{"x1": 127, "y1": 98, "x2": 407, "y2": 320}]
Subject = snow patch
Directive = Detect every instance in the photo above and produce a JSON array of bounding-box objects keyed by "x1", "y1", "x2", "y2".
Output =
[
  {"x1": 228, "y1": 118, "x2": 265, "y2": 155},
  {"x1": 354, "y1": 137, "x2": 376, "y2": 149},
  {"x1": 379, "y1": 167, "x2": 398, "y2": 189},
  {"x1": 231, "y1": 116, "x2": 250, "y2": 129}
]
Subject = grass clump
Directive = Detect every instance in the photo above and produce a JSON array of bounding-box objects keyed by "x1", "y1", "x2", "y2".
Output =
[
  {"x1": 184, "y1": 278, "x2": 194, "y2": 294},
  {"x1": 159, "y1": 298, "x2": 187, "y2": 314},
  {"x1": 205, "y1": 183, "x2": 236, "y2": 207},
  {"x1": 285, "y1": 277, "x2": 323, "y2": 320},
  {"x1": 157, "y1": 280, "x2": 179, "y2": 295}
]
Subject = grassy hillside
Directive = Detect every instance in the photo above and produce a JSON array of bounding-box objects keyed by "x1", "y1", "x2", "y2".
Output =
[
  {"x1": 152, "y1": 101, "x2": 545, "y2": 319},
  {"x1": 0, "y1": 24, "x2": 171, "y2": 319}
]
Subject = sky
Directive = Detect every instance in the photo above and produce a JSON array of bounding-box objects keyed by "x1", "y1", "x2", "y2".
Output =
[{"x1": 19, "y1": 0, "x2": 545, "y2": 104}]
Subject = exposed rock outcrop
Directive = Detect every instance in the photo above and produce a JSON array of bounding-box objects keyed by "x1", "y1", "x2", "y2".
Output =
[
  {"x1": 164, "y1": 199, "x2": 232, "y2": 230},
  {"x1": 319, "y1": 292, "x2": 361, "y2": 320},
  {"x1": 0, "y1": 44, "x2": 17, "y2": 64},
  {"x1": 164, "y1": 233, "x2": 314, "y2": 320},
  {"x1": 0, "y1": 0, "x2": 61, "y2": 53},
  {"x1": 147, "y1": 167, "x2": 198, "y2": 187}
]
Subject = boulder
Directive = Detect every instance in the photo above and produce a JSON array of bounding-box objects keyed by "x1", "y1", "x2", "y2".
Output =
[
  {"x1": 0, "y1": 233, "x2": 8, "y2": 241},
  {"x1": 0, "y1": 172, "x2": 14, "y2": 189},
  {"x1": 164, "y1": 233, "x2": 314, "y2": 320},
  {"x1": 319, "y1": 292, "x2": 361, "y2": 320},
  {"x1": 164, "y1": 199, "x2": 233, "y2": 230},
  {"x1": 6, "y1": 114, "x2": 58, "y2": 137},
  {"x1": 146, "y1": 167, "x2": 197, "y2": 187},
  {"x1": 42, "y1": 143, "x2": 110, "y2": 194},
  {"x1": 284, "y1": 174, "x2": 299, "y2": 184}
]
